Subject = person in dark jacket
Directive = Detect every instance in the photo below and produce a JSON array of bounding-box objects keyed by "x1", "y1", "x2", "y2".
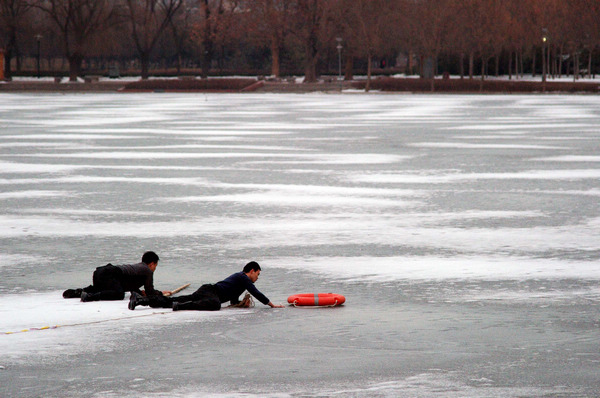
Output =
[
  {"x1": 128, "y1": 261, "x2": 283, "y2": 311},
  {"x1": 62, "y1": 251, "x2": 171, "y2": 302}
]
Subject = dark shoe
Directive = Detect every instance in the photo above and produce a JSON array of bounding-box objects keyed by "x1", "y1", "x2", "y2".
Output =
[
  {"x1": 128, "y1": 293, "x2": 140, "y2": 310},
  {"x1": 172, "y1": 302, "x2": 179, "y2": 311},
  {"x1": 63, "y1": 288, "x2": 83, "y2": 299}
]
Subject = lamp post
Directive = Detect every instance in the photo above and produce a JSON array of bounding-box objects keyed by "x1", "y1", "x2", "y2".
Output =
[
  {"x1": 542, "y1": 28, "x2": 548, "y2": 84},
  {"x1": 336, "y1": 37, "x2": 343, "y2": 91},
  {"x1": 35, "y1": 34, "x2": 42, "y2": 79}
]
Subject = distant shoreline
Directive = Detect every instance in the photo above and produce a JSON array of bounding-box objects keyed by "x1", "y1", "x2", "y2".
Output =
[{"x1": 1, "y1": 76, "x2": 599, "y2": 94}]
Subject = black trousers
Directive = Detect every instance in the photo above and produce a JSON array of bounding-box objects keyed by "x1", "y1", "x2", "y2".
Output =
[
  {"x1": 148, "y1": 284, "x2": 221, "y2": 311},
  {"x1": 84, "y1": 264, "x2": 126, "y2": 301}
]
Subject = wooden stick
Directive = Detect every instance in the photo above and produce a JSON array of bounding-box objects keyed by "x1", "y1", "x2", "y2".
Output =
[{"x1": 164, "y1": 283, "x2": 190, "y2": 296}]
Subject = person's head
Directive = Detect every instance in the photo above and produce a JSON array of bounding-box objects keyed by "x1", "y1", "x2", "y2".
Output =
[
  {"x1": 243, "y1": 261, "x2": 261, "y2": 283},
  {"x1": 142, "y1": 251, "x2": 160, "y2": 271}
]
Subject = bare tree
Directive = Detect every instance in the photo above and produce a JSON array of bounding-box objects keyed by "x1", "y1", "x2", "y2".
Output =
[
  {"x1": 124, "y1": 0, "x2": 183, "y2": 79},
  {"x1": 35, "y1": 0, "x2": 118, "y2": 81},
  {"x1": 8, "y1": 0, "x2": 600, "y2": 80},
  {"x1": 505, "y1": 0, "x2": 535, "y2": 80},
  {"x1": 409, "y1": 0, "x2": 453, "y2": 90},
  {"x1": 292, "y1": 0, "x2": 328, "y2": 83},
  {"x1": 198, "y1": 0, "x2": 212, "y2": 77},
  {"x1": 327, "y1": 1, "x2": 355, "y2": 80},
  {"x1": 211, "y1": 0, "x2": 242, "y2": 71},
  {"x1": 567, "y1": 0, "x2": 600, "y2": 80},
  {"x1": 473, "y1": 0, "x2": 509, "y2": 83},
  {"x1": 334, "y1": 0, "x2": 394, "y2": 91},
  {"x1": 445, "y1": 1, "x2": 474, "y2": 79},
  {"x1": 189, "y1": 0, "x2": 240, "y2": 78},
  {"x1": 168, "y1": 1, "x2": 196, "y2": 74},
  {"x1": 580, "y1": 0, "x2": 600, "y2": 79},
  {"x1": 245, "y1": 0, "x2": 291, "y2": 78},
  {"x1": 0, "y1": 0, "x2": 32, "y2": 79}
]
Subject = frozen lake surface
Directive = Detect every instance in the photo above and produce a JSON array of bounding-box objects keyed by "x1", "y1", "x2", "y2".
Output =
[{"x1": 0, "y1": 93, "x2": 599, "y2": 397}]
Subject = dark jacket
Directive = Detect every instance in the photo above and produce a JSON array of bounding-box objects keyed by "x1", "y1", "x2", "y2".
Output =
[
  {"x1": 213, "y1": 272, "x2": 270, "y2": 305},
  {"x1": 116, "y1": 262, "x2": 161, "y2": 296}
]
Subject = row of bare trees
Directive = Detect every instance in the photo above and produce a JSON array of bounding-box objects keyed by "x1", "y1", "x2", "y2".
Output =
[{"x1": 1, "y1": 0, "x2": 599, "y2": 83}]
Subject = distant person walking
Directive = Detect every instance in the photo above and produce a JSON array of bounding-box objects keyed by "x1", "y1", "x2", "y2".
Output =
[
  {"x1": 63, "y1": 251, "x2": 171, "y2": 302},
  {"x1": 128, "y1": 261, "x2": 283, "y2": 311}
]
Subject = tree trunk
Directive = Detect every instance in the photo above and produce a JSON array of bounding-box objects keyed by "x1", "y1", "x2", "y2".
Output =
[
  {"x1": 140, "y1": 52, "x2": 150, "y2": 80},
  {"x1": 0, "y1": 50, "x2": 5, "y2": 80},
  {"x1": 495, "y1": 55, "x2": 499, "y2": 77},
  {"x1": 68, "y1": 54, "x2": 83, "y2": 82},
  {"x1": 468, "y1": 52, "x2": 474, "y2": 79},
  {"x1": 532, "y1": 50, "x2": 536, "y2": 77},
  {"x1": 557, "y1": 45, "x2": 563, "y2": 77},
  {"x1": 459, "y1": 53, "x2": 464, "y2": 79},
  {"x1": 303, "y1": 40, "x2": 317, "y2": 83},
  {"x1": 481, "y1": 56, "x2": 486, "y2": 81},
  {"x1": 519, "y1": 50, "x2": 524, "y2": 78},
  {"x1": 15, "y1": 42, "x2": 22, "y2": 72},
  {"x1": 552, "y1": 48, "x2": 556, "y2": 78},
  {"x1": 176, "y1": 53, "x2": 182, "y2": 75},
  {"x1": 508, "y1": 52, "x2": 512, "y2": 80},
  {"x1": 547, "y1": 45, "x2": 552, "y2": 79},
  {"x1": 201, "y1": 0, "x2": 212, "y2": 79},
  {"x1": 201, "y1": 38, "x2": 213, "y2": 79},
  {"x1": 344, "y1": 53, "x2": 353, "y2": 80},
  {"x1": 270, "y1": 38, "x2": 280, "y2": 77},
  {"x1": 4, "y1": 29, "x2": 17, "y2": 79},
  {"x1": 365, "y1": 52, "x2": 372, "y2": 92},
  {"x1": 588, "y1": 49, "x2": 593, "y2": 79},
  {"x1": 303, "y1": 32, "x2": 318, "y2": 83},
  {"x1": 170, "y1": 22, "x2": 183, "y2": 75},
  {"x1": 304, "y1": 60, "x2": 317, "y2": 82},
  {"x1": 479, "y1": 56, "x2": 485, "y2": 91},
  {"x1": 4, "y1": 47, "x2": 12, "y2": 81}
]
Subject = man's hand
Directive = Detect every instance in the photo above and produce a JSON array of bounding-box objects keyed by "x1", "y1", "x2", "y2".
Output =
[
  {"x1": 162, "y1": 290, "x2": 173, "y2": 296},
  {"x1": 268, "y1": 302, "x2": 285, "y2": 308}
]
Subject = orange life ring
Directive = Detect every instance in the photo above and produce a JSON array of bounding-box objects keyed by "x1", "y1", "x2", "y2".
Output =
[{"x1": 287, "y1": 293, "x2": 345, "y2": 307}]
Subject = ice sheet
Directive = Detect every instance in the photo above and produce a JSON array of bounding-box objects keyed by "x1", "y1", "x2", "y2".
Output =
[{"x1": 1, "y1": 93, "x2": 599, "y2": 397}]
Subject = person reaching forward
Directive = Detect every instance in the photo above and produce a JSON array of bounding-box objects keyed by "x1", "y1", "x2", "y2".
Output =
[{"x1": 128, "y1": 261, "x2": 283, "y2": 311}]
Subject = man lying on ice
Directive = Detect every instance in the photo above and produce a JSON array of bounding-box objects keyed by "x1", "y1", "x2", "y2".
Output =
[{"x1": 128, "y1": 261, "x2": 283, "y2": 311}]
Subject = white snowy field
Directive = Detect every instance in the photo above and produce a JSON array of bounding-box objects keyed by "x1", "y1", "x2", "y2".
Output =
[
  {"x1": 0, "y1": 93, "x2": 599, "y2": 397},
  {"x1": 1, "y1": 291, "x2": 250, "y2": 358}
]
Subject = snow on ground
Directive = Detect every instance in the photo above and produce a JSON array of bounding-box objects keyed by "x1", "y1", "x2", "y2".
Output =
[
  {"x1": 0, "y1": 291, "x2": 251, "y2": 363},
  {"x1": 9, "y1": 74, "x2": 600, "y2": 83}
]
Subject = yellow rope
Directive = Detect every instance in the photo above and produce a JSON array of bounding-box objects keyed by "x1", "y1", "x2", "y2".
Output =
[{"x1": 3, "y1": 311, "x2": 169, "y2": 335}]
